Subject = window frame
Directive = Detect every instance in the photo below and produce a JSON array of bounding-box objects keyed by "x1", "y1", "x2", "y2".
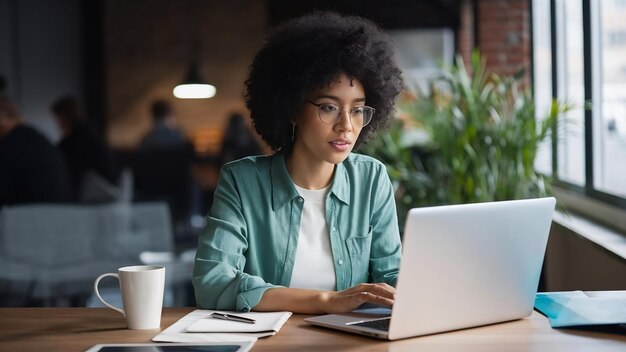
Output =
[{"x1": 530, "y1": 0, "x2": 626, "y2": 231}]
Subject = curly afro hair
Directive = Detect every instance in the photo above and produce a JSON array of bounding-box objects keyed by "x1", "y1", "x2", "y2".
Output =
[{"x1": 245, "y1": 11, "x2": 403, "y2": 152}]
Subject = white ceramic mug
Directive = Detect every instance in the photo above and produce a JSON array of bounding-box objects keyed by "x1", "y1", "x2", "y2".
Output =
[{"x1": 94, "y1": 265, "x2": 165, "y2": 329}]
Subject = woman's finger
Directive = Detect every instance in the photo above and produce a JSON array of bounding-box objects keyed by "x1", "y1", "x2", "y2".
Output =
[
  {"x1": 361, "y1": 283, "x2": 396, "y2": 299},
  {"x1": 354, "y1": 291, "x2": 394, "y2": 306},
  {"x1": 345, "y1": 283, "x2": 394, "y2": 297}
]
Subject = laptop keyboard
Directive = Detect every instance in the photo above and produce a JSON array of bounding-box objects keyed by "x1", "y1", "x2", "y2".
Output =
[{"x1": 350, "y1": 318, "x2": 391, "y2": 331}]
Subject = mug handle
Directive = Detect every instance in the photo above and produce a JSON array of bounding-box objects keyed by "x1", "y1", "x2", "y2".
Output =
[{"x1": 94, "y1": 273, "x2": 125, "y2": 316}]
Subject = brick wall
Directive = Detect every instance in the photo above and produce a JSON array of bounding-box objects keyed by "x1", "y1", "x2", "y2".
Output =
[
  {"x1": 458, "y1": 0, "x2": 475, "y2": 67},
  {"x1": 104, "y1": 0, "x2": 267, "y2": 151},
  {"x1": 458, "y1": 0, "x2": 531, "y2": 84}
]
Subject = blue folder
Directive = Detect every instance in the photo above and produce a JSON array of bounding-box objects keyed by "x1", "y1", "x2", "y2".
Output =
[{"x1": 534, "y1": 290, "x2": 626, "y2": 328}]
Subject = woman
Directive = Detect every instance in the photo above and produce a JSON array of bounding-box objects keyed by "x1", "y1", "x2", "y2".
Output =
[{"x1": 193, "y1": 11, "x2": 404, "y2": 313}]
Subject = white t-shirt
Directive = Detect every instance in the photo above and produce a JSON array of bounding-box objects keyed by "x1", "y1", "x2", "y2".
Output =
[{"x1": 289, "y1": 184, "x2": 337, "y2": 291}]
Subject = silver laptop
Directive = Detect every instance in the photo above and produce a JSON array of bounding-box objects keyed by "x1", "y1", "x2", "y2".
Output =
[{"x1": 305, "y1": 197, "x2": 556, "y2": 340}]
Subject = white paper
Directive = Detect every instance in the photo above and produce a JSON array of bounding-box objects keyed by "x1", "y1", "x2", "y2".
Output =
[
  {"x1": 152, "y1": 310, "x2": 260, "y2": 343},
  {"x1": 186, "y1": 310, "x2": 292, "y2": 333}
]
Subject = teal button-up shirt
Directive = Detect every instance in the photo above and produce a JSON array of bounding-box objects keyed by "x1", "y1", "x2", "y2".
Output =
[{"x1": 192, "y1": 153, "x2": 402, "y2": 312}]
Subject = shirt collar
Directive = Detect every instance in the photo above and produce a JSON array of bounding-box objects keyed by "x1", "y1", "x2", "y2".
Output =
[
  {"x1": 328, "y1": 162, "x2": 350, "y2": 205},
  {"x1": 270, "y1": 154, "x2": 351, "y2": 210},
  {"x1": 270, "y1": 154, "x2": 301, "y2": 211}
]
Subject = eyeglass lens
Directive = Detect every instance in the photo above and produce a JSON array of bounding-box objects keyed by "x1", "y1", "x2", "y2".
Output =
[{"x1": 315, "y1": 103, "x2": 374, "y2": 127}]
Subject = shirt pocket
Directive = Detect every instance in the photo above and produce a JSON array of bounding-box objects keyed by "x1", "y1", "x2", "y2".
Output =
[{"x1": 345, "y1": 226, "x2": 373, "y2": 285}]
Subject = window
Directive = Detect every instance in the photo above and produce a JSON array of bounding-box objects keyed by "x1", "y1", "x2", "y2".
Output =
[
  {"x1": 593, "y1": 0, "x2": 626, "y2": 198},
  {"x1": 532, "y1": 0, "x2": 626, "y2": 209},
  {"x1": 606, "y1": 30, "x2": 626, "y2": 45},
  {"x1": 555, "y1": 0, "x2": 585, "y2": 185},
  {"x1": 532, "y1": 0, "x2": 552, "y2": 175}
]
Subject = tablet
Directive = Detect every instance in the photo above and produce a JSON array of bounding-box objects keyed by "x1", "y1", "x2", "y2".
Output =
[{"x1": 84, "y1": 342, "x2": 255, "y2": 352}]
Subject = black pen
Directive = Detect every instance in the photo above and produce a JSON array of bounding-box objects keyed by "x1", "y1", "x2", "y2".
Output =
[{"x1": 211, "y1": 312, "x2": 256, "y2": 324}]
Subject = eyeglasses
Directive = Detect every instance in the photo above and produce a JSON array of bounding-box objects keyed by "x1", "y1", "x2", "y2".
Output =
[{"x1": 306, "y1": 100, "x2": 375, "y2": 127}]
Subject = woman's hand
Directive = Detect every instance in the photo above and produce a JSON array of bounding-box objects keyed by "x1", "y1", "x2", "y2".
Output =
[
  {"x1": 319, "y1": 282, "x2": 396, "y2": 314},
  {"x1": 254, "y1": 283, "x2": 395, "y2": 314}
]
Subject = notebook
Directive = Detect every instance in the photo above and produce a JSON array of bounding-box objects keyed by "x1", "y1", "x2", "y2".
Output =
[
  {"x1": 535, "y1": 290, "x2": 626, "y2": 328},
  {"x1": 152, "y1": 309, "x2": 291, "y2": 343},
  {"x1": 186, "y1": 310, "x2": 292, "y2": 335},
  {"x1": 305, "y1": 197, "x2": 556, "y2": 340}
]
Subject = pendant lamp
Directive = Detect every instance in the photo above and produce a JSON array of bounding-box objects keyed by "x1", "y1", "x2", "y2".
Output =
[{"x1": 173, "y1": 62, "x2": 216, "y2": 99}]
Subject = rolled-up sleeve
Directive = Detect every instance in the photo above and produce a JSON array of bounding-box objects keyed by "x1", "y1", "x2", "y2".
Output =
[
  {"x1": 369, "y1": 164, "x2": 402, "y2": 286},
  {"x1": 192, "y1": 166, "x2": 279, "y2": 312}
]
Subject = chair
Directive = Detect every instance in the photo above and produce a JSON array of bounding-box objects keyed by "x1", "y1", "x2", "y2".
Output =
[{"x1": 0, "y1": 202, "x2": 174, "y2": 306}]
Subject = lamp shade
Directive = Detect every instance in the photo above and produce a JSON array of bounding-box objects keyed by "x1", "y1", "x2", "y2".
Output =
[{"x1": 173, "y1": 63, "x2": 216, "y2": 99}]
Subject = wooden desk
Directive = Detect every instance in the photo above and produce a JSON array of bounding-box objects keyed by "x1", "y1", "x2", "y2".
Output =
[{"x1": 0, "y1": 308, "x2": 624, "y2": 351}]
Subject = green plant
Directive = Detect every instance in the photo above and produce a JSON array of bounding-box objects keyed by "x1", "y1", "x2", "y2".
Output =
[{"x1": 359, "y1": 51, "x2": 567, "y2": 227}]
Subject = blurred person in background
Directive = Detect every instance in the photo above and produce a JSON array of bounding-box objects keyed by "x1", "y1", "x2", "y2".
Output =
[
  {"x1": 140, "y1": 100, "x2": 188, "y2": 149},
  {"x1": 219, "y1": 112, "x2": 264, "y2": 166},
  {"x1": 0, "y1": 95, "x2": 72, "y2": 205},
  {"x1": 135, "y1": 100, "x2": 195, "y2": 238},
  {"x1": 51, "y1": 96, "x2": 117, "y2": 200}
]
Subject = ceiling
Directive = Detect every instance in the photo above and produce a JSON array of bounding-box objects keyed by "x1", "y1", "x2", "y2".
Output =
[{"x1": 268, "y1": 0, "x2": 462, "y2": 30}]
